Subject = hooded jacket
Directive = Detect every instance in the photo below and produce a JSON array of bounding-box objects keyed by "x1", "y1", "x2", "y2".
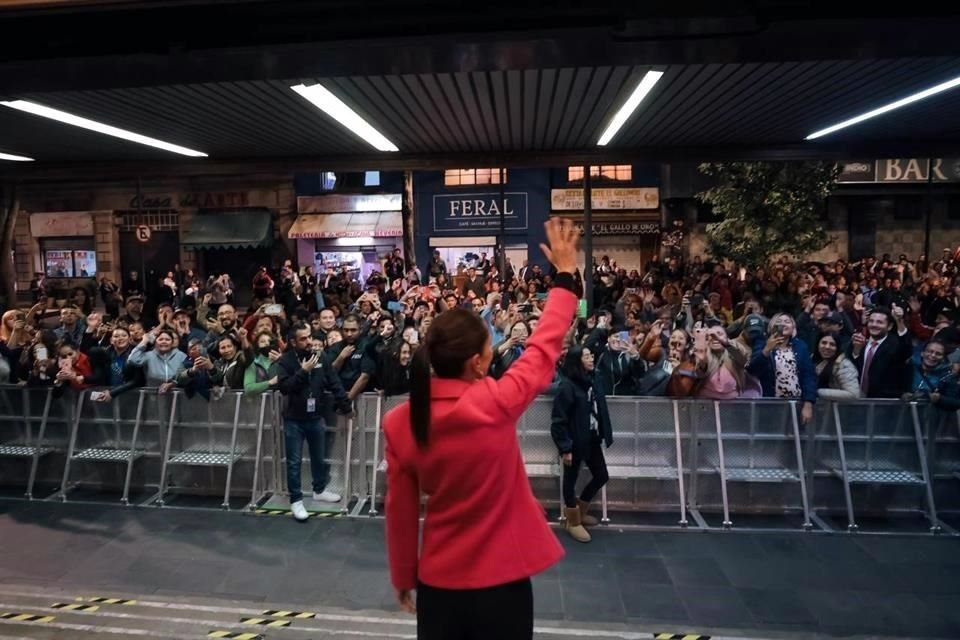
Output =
[{"x1": 128, "y1": 344, "x2": 188, "y2": 387}]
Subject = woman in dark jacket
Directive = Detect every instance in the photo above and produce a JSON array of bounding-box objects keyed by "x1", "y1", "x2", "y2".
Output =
[
  {"x1": 550, "y1": 345, "x2": 613, "y2": 544},
  {"x1": 380, "y1": 340, "x2": 413, "y2": 396}
]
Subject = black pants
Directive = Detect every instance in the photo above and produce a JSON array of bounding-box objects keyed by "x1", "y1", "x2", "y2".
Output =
[
  {"x1": 417, "y1": 578, "x2": 533, "y2": 640},
  {"x1": 562, "y1": 433, "x2": 609, "y2": 508}
]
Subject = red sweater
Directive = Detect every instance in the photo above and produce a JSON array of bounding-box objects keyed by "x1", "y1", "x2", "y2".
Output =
[{"x1": 384, "y1": 286, "x2": 576, "y2": 591}]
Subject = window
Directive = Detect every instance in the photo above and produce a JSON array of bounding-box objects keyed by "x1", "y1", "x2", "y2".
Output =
[
  {"x1": 364, "y1": 171, "x2": 381, "y2": 187},
  {"x1": 444, "y1": 168, "x2": 506, "y2": 186},
  {"x1": 40, "y1": 238, "x2": 97, "y2": 278},
  {"x1": 568, "y1": 165, "x2": 633, "y2": 183}
]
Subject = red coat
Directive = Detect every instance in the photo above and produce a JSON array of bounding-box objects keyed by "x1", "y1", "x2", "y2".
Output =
[{"x1": 384, "y1": 286, "x2": 577, "y2": 591}]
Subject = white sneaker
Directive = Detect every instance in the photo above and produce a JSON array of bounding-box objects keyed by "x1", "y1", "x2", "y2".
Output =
[
  {"x1": 312, "y1": 490, "x2": 341, "y2": 503},
  {"x1": 290, "y1": 500, "x2": 309, "y2": 522}
]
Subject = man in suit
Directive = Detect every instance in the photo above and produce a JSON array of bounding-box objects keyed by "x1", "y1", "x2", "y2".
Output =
[{"x1": 851, "y1": 305, "x2": 913, "y2": 398}]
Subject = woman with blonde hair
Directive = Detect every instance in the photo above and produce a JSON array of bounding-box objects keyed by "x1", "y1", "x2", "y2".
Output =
[
  {"x1": 747, "y1": 313, "x2": 818, "y2": 424},
  {"x1": 694, "y1": 324, "x2": 753, "y2": 400}
]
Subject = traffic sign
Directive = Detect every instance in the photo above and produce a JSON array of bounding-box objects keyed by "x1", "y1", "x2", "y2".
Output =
[{"x1": 136, "y1": 225, "x2": 152, "y2": 242}]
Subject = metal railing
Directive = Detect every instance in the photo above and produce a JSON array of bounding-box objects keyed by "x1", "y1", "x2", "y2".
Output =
[{"x1": 1, "y1": 384, "x2": 957, "y2": 533}]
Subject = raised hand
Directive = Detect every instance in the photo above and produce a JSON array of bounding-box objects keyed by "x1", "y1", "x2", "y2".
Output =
[{"x1": 539, "y1": 217, "x2": 579, "y2": 275}]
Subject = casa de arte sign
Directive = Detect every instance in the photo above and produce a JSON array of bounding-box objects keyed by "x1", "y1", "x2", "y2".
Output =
[
  {"x1": 432, "y1": 192, "x2": 529, "y2": 233},
  {"x1": 551, "y1": 188, "x2": 660, "y2": 211}
]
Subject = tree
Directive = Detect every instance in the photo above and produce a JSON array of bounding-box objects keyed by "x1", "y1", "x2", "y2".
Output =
[{"x1": 696, "y1": 161, "x2": 839, "y2": 267}]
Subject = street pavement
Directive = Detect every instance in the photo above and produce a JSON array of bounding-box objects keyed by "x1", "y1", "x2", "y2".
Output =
[{"x1": 0, "y1": 500, "x2": 957, "y2": 639}]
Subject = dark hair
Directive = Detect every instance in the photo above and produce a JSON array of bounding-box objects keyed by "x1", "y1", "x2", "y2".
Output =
[
  {"x1": 867, "y1": 306, "x2": 895, "y2": 327},
  {"x1": 156, "y1": 328, "x2": 177, "y2": 343},
  {"x1": 410, "y1": 308, "x2": 488, "y2": 448},
  {"x1": 561, "y1": 345, "x2": 592, "y2": 384},
  {"x1": 813, "y1": 332, "x2": 841, "y2": 388},
  {"x1": 342, "y1": 313, "x2": 361, "y2": 327}
]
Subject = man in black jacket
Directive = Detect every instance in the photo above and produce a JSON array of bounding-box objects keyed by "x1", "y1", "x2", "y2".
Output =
[
  {"x1": 851, "y1": 306, "x2": 913, "y2": 398},
  {"x1": 273, "y1": 323, "x2": 352, "y2": 521}
]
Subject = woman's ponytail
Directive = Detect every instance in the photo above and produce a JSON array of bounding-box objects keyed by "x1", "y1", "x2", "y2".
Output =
[{"x1": 409, "y1": 341, "x2": 432, "y2": 447}]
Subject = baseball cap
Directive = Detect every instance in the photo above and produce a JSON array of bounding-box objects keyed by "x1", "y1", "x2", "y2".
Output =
[
  {"x1": 823, "y1": 311, "x2": 844, "y2": 325},
  {"x1": 744, "y1": 314, "x2": 766, "y2": 339},
  {"x1": 125, "y1": 294, "x2": 144, "y2": 304}
]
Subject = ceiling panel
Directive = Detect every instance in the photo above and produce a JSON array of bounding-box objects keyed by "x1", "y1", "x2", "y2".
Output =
[{"x1": 1, "y1": 58, "x2": 960, "y2": 165}]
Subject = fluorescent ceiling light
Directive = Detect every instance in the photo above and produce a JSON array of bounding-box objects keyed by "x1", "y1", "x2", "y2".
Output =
[
  {"x1": 0, "y1": 151, "x2": 34, "y2": 161},
  {"x1": 597, "y1": 70, "x2": 664, "y2": 146},
  {"x1": 806, "y1": 74, "x2": 960, "y2": 140},
  {"x1": 291, "y1": 83, "x2": 399, "y2": 152},
  {"x1": 0, "y1": 100, "x2": 207, "y2": 157}
]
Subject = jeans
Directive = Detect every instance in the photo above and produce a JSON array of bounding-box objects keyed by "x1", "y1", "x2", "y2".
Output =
[
  {"x1": 562, "y1": 432, "x2": 609, "y2": 508},
  {"x1": 284, "y1": 418, "x2": 328, "y2": 503}
]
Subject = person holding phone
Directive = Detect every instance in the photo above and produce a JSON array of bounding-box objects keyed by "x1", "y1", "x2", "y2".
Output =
[
  {"x1": 693, "y1": 325, "x2": 751, "y2": 400},
  {"x1": 53, "y1": 340, "x2": 93, "y2": 391},
  {"x1": 490, "y1": 320, "x2": 529, "y2": 379},
  {"x1": 747, "y1": 314, "x2": 817, "y2": 423},
  {"x1": 551, "y1": 345, "x2": 612, "y2": 543}
]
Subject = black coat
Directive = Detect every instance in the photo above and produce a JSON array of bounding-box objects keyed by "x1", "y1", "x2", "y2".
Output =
[
  {"x1": 850, "y1": 332, "x2": 913, "y2": 399},
  {"x1": 272, "y1": 349, "x2": 351, "y2": 420},
  {"x1": 551, "y1": 373, "x2": 613, "y2": 458}
]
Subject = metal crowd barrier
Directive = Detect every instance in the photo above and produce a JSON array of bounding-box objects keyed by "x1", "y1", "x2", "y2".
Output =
[
  {"x1": 1, "y1": 384, "x2": 958, "y2": 533},
  {"x1": 350, "y1": 393, "x2": 958, "y2": 533}
]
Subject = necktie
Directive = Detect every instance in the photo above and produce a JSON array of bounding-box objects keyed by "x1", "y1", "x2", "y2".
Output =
[{"x1": 861, "y1": 341, "x2": 878, "y2": 394}]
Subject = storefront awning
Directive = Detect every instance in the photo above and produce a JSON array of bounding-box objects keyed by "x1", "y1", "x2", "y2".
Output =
[
  {"x1": 288, "y1": 212, "x2": 402, "y2": 239},
  {"x1": 181, "y1": 209, "x2": 273, "y2": 249}
]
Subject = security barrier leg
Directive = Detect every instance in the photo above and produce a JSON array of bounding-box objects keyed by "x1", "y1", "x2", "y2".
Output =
[
  {"x1": 351, "y1": 397, "x2": 369, "y2": 516},
  {"x1": 221, "y1": 393, "x2": 242, "y2": 510},
  {"x1": 341, "y1": 417, "x2": 354, "y2": 515},
  {"x1": 713, "y1": 402, "x2": 732, "y2": 529},
  {"x1": 368, "y1": 394, "x2": 383, "y2": 517},
  {"x1": 248, "y1": 393, "x2": 269, "y2": 512},
  {"x1": 121, "y1": 391, "x2": 146, "y2": 506},
  {"x1": 156, "y1": 392, "x2": 180, "y2": 507},
  {"x1": 601, "y1": 486, "x2": 609, "y2": 524},
  {"x1": 789, "y1": 401, "x2": 813, "y2": 531},
  {"x1": 832, "y1": 403, "x2": 858, "y2": 532},
  {"x1": 25, "y1": 388, "x2": 53, "y2": 500},
  {"x1": 910, "y1": 402, "x2": 942, "y2": 534},
  {"x1": 673, "y1": 400, "x2": 688, "y2": 528},
  {"x1": 57, "y1": 392, "x2": 86, "y2": 502}
]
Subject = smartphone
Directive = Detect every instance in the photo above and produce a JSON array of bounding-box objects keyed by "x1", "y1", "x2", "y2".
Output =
[
  {"x1": 35, "y1": 346, "x2": 48, "y2": 362},
  {"x1": 694, "y1": 328, "x2": 707, "y2": 352},
  {"x1": 576, "y1": 299, "x2": 588, "y2": 319},
  {"x1": 89, "y1": 391, "x2": 106, "y2": 401},
  {"x1": 616, "y1": 331, "x2": 630, "y2": 343},
  {"x1": 264, "y1": 304, "x2": 283, "y2": 316},
  {"x1": 535, "y1": 293, "x2": 547, "y2": 301},
  {"x1": 387, "y1": 301, "x2": 404, "y2": 312},
  {"x1": 518, "y1": 303, "x2": 533, "y2": 313}
]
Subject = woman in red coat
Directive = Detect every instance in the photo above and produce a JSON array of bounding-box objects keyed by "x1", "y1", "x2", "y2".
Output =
[{"x1": 384, "y1": 218, "x2": 579, "y2": 639}]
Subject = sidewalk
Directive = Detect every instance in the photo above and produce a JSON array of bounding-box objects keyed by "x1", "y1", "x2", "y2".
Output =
[{"x1": 0, "y1": 499, "x2": 957, "y2": 639}]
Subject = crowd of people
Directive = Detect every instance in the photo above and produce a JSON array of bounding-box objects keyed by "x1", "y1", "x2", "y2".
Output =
[
  {"x1": 7, "y1": 244, "x2": 960, "y2": 524},
  {"x1": 7, "y1": 247, "x2": 960, "y2": 411}
]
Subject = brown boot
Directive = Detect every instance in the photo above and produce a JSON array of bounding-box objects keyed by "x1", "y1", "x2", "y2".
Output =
[
  {"x1": 565, "y1": 506, "x2": 591, "y2": 543},
  {"x1": 578, "y1": 499, "x2": 598, "y2": 527}
]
